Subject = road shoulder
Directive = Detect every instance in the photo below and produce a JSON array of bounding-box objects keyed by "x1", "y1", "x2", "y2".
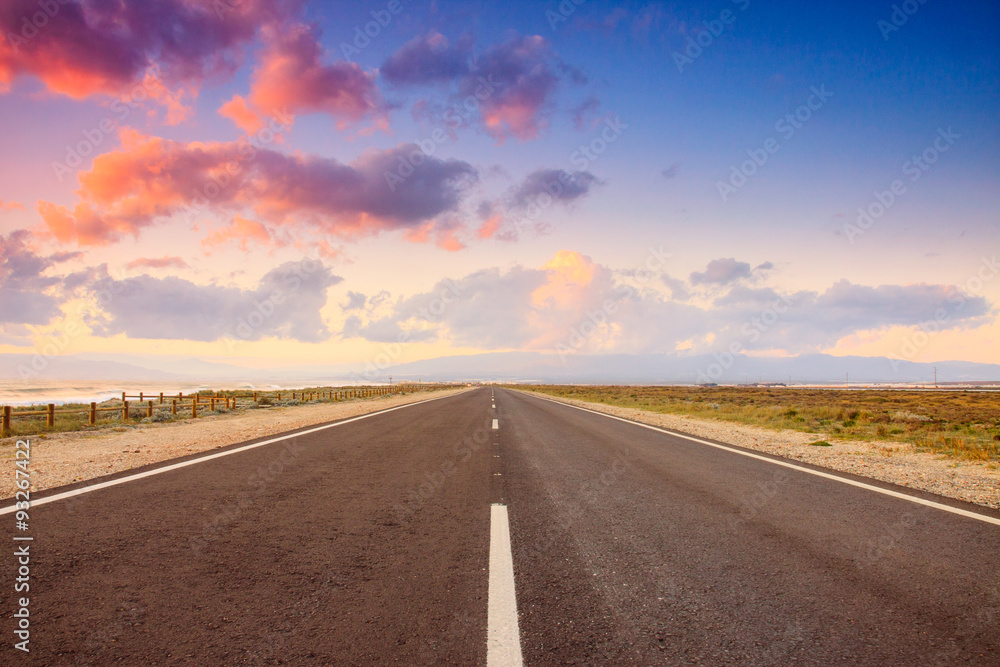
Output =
[{"x1": 518, "y1": 389, "x2": 1000, "y2": 510}]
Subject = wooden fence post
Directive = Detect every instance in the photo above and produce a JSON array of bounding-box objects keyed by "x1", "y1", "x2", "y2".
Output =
[
  {"x1": 122, "y1": 401, "x2": 129, "y2": 422},
  {"x1": 171, "y1": 399, "x2": 177, "y2": 415},
  {"x1": 210, "y1": 398, "x2": 216, "y2": 411},
  {"x1": 159, "y1": 392, "x2": 164, "y2": 404},
  {"x1": 147, "y1": 400, "x2": 153, "y2": 418},
  {"x1": 2, "y1": 405, "x2": 11, "y2": 436},
  {"x1": 47, "y1": 403, "x2": 55, "y2": 428},
  {"x1": 89, "y1": 402, "x2": 97, "y2": 426},
  {"x1": 121, "y1": 392, "x2": 126, "y2": 402},
  {"x1": 139, "y1": 392, "x2": 144, "y2": 401},
  {"x1": 191, "y1": 398, "x2": 198, "y2": 418}
]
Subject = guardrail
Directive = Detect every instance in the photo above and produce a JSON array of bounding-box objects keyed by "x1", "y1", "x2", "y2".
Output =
[{"x1": 1, "y1": 384, "x2": 429, "y2": 437}]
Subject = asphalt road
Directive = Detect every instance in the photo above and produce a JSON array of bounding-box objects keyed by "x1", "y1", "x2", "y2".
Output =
[{"x1": 3, "y1": 387, "x2": 999, "y2": 665}]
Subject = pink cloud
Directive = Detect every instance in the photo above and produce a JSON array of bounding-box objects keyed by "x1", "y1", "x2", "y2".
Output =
[
  {"x1": 0, "y1": 0, "x2": 288, "y2": 116},
  {"x1": 37, "y1": 129, "x2": 477, "y2": 247},
  {"x1": 202, "y1": 215, "x2": 282, "y2": 252},
  {"x1": 218, "y1": 94, "x2": 265, "y2": 134},
  {"x1": 219, "y1": 22, "x2": 385, "y2": 131},
  {"x1": 473, "y1": 36, "x2": 566, "y2": 142},
  {"x1": 476, "y1": 214, "x2": 503, "y2": 239},
  {"x1": 381, "y1": 33, "x2": 581, "y2": 143}
]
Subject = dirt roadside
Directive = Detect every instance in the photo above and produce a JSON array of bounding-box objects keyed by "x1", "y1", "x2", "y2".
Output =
[
  {"x1": 524, "y1": 390, "x2": 1000, "y2": 509},
  {"x1": 0, "y1": 388, "x2": 470, "y2": 499}
]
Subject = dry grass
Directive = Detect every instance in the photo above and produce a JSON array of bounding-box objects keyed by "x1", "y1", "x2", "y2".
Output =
[{"x1": 518, "y1": 385, "x2": 1000, "y2": 461}]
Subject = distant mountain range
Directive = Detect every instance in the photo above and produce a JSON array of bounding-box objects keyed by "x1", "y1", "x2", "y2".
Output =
[
  {"x1": 381, "y1": 352, "x2": 1000, "y2": 384},
  {"x1": 1, "y1": 352, "x2": 998, "y2": 385}
]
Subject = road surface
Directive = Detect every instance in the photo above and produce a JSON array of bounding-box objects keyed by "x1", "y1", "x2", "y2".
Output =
[{"x1": 3, "y1": 387, "x2": 998, "y2": 665}]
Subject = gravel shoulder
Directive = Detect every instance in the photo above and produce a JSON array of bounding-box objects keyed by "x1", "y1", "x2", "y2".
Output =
[
  {"x1": 523, "y1": 390, "x2": 1000, "y2": 510},
  {"x1": 0, "y1": 388, "x2": 470, "y2": 500}
]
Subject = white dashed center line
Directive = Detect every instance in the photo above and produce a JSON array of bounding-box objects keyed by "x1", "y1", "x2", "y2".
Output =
[
  {"x1": 487, "y1": 503, "x2": 523, "y2": 666},
  {"x1": 492, "y1": 418, "x2": 499, "y2": 430}
]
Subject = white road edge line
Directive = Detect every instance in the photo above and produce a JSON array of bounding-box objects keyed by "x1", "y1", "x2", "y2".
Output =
[
  {"x1": 523, "y1": 391, "x2": 1000, "y2": 527},
  {"x1": 488, "y1": 503, "x2": 524, "y2": 667},
  {"x1": 0, "y1": 391, "x2": 466, "y2": 515},
  {"x1": 492, "y1": 418, "x2": 499, "y2": 430}
]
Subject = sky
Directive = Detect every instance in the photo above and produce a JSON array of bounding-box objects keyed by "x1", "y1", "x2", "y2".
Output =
[{"x1": 0, "y1": 0, "x2": 998, "y2": 377}]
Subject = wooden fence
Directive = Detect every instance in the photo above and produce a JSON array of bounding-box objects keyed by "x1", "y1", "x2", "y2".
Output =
[{"x1": 1, "y1": 384, "x2": 424, "y2": 437}]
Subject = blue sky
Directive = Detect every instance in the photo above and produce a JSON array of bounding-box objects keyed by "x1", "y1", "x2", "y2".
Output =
[{"x1": 0, "y1": 0, "x2": 997, "y2": 370}]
